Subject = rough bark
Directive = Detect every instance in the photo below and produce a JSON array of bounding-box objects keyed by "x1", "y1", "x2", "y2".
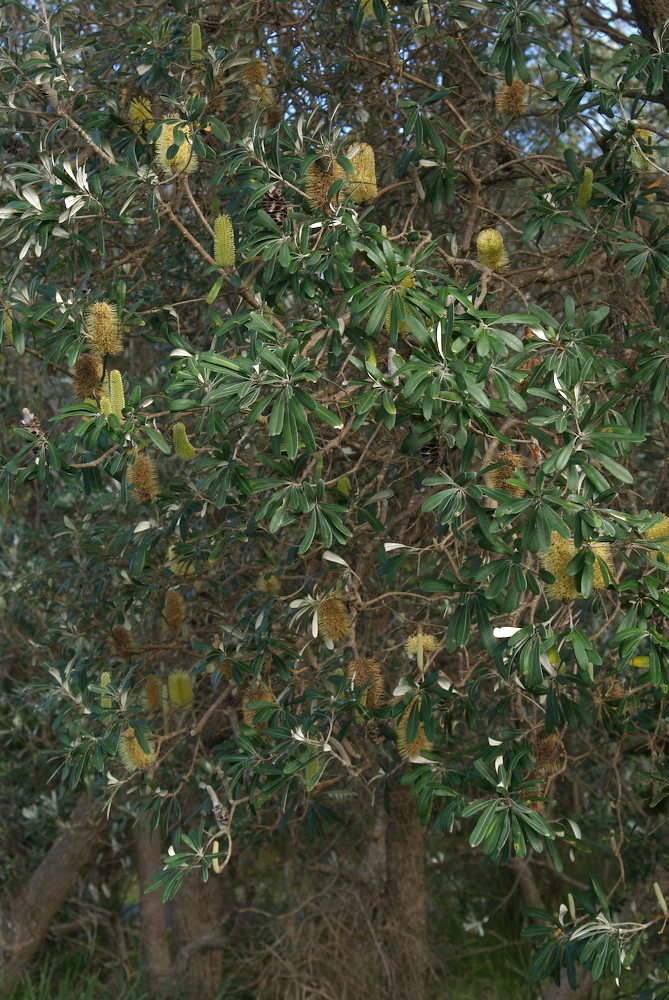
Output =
[
  {"x1": 172, "y1": 868, "x2": 225, "y2": 999},
  {"x1": 135, "y1": 825, "x2": 172, "y2": 998},
  {"x1": 0, "y1": 792, "x2": 102, "y2": 988},
  {"x1": 382, "y1": 786, "x2": 430, "y2": 1000}
]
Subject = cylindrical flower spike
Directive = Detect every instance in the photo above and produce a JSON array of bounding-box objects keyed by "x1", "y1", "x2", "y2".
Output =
[
  {"x1": 576, "y1": 167, "x2": 593, "y2": 209},
  {"x1": 107, "y1": 370, "x2": 125, "y2": 422},
  {"x1": 129, "y1": 452, "x2": 159, "y2": 503},
  {"x1": 495, "y1": 80, "x2": 528, "y2": 116},
  {"x1": 72, "y1": 354, "x2": 102, "y2": 400},
  {"x1": 167, "y1": 670, "x2": 194, "y2": 708},
  {"x1": 213, "y1": 215, "x2": 235, "y2": 268},
  {"x1": 118, "y1": 727, "x2": 156, "y2": 772},
  {"x1": 155, "y1": 122, "x2": 199, "y2": 176},
  {"x1": 318, "y1": 595, "x2": 351, "y2": 644},
  {"x1": 346, "y1": 142, "x2": 377, "y2": 203},
  {"x1": 163, "y1": 588, "x2": 185, "y2": 634},
  {"x1": 396, "y1": 700, "x2": 432, "y2": 761},
  {"x1": 190, "y1": 23, "x2": 203, "y2": 62},
  {"x1": 172, "y1": 421, "x2": 197, "y2": 460},
  {"x1": 346, "y1": 657, "x2": 384, "y2": 708},
  {"x1": 304, "y1": 162, "x2": 346, "y2": 212},
  {"x1": 476, "y1": 229, "x2": 509, "y2": 270},
  {"x1": 86, "y1": 301, "x2": 123, "y2": 356}
]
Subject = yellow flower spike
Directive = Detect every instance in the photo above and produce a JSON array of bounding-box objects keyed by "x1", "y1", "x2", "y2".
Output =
[
  {"x1": 304, "y1": 162, "x2": 346, "y2": 212},
  {"x1": 644, "y1": 515, "x2": 669, "y2": 565},
  {"x1": 476, "y1": 229, "x2": 508, "y2": 270},
  {"x1": 213, "y1": 215, "x2": 235, "y2": 268},
  {"x1": 396, "y1": 699, "x2": 432, "y2": 762},
  {"x1": 167, "y1": 670, "x2": 194, "y2": 708},
  {"x1": 318, "y1": 595, "x2": 351, "y2": 644},
  {"x1": 405, "y1": 633, "x2": 438, "y2": 660},
  {"x1": 541, "y1": 531, "x2": 614, "y2": 601},
  {"x1": 99, "y1": 392, "x2": 112, "y2": 417},
  {"x1": 172, "y1": 421, "x2": 197, "y2": 460},
  {"x1": 346, "y1": 657, "x2": 384, "y2": 709},
  {"x1": 346, "y1": 142, "x2": 377, "y2": 203},
  {"x1": 118, "y1": 728, "x2": 156, "y2": 772},
  {"x1": 155, "y1": 122, "x2": 198, "y2": 176},
  {"x1": 576, "y1": 166, "x2": 593, "y2": 210},
  {"x1": 86, "y1": 301, "x2": 123, "y2": 356},
  {"x1": 129, "y1": 97, "x2": 153, "y2": 137},
  {"x1": 107, "y1": 369, "x2": 125, "y2": 422},
  {"x1": 190, "y1": 23, "x2": 203, "y2": 62}
]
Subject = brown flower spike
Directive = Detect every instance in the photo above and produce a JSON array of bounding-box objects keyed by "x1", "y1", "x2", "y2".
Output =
[
  {"x1": 318, "y1": 595, "x2": 351, "y2": 644},
  {"x1": 129, "y1": 452, "x2": 159, "y2": 503}
]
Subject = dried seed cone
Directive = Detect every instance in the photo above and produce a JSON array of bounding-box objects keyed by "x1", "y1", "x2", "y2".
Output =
[
  {"x1": 532, "y1": 732, "x2": 566, "y2": 777},
  {"x1": 347, "y1": 142, "x2": 378, "y2": 203},
  {"x1": 72, "y1": 354, "x2": 102, "y2": 400},
  {"x1": 129, "y1": 97, "x2": 152, "y2": 136},
  {"x1": 86, "y1": 301, "x2": 122, "y2": 356},
  {"x1": 576, "y1": 167, "x2": 593, "y2": 209},
  {"x1": 118, "y1": 728, "x2": 156, "y2": 772},
  {"x1": 242, "y1": 682, "x2": 274, "y2": 732},
  {"x1": 213, "y1": 214, "x2": 235, "y2": 267},
  {"x1": 347, "y1": 657, "x2": 385, "y2": 708},
  {"x1": 107, "y1": 369, "x2": 125, "y2": 421},
  {"x1": 304, "y1": 162, "x2": 346, "y2": 212},
  {"x1": 495, "y1": 80, "x2": 528, "y2": 116},
  {"x1": 263, "y1": 186, "x2": 288, "y2": 226},
  {"x1": 168, "y1": 670, "x2": 194, "y2": 707},
  {"x1": 155, "y1": 122, "x2": 198, "y2": 176},
  {"x1": 384, "y1": 274, "x2": 415, "y2": 333},
  {"x1": 130, "y1": 452, "x2": 159, "y2": 503},
  {"x1": 318, "y1": 595, "x2": 351, "y2": 644},
  {"x1": 644, "y1": 515, "x2": 669, "y2": 565},
  {"x1": 366, "y1": 718, "x2": 384, "y2": 743},
  {"x1": 484, "y1": 447, "x2": 527, "y2": 498},
  {"x1": 629, "y1": 0, "x2": 669, "y2": 40},
  {"x1": 163, "y1": 588, "x2": 185, "y2": 634},
  {"x1": 405, "y1": 632, "x2": 439, "y2": 660},
  {"x1": 476, "y1": 229, "x2": 508, "y2": 270},
  {"x1": 144, "y1": 675, "x2": 162, "y2": 711},
  {"x1": 172, "y1": 421, "x2": 196, "y2": 460},
  {"x1": 190, "y1": 23, "x2": 203, "y2": 62},
  {"x1": 111, "y1": 625, "x2": 135, "y2": 658},
  {"x1": 396, "y1": 701, "x2": 432, "y2": 761}
]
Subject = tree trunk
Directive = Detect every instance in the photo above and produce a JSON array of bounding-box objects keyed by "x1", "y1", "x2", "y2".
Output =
[
  {"x1": 135, "y1": 825, "x2": 172, "y2": 998},
  {"x1": 172, "y1": 869, "x2": 225, "y2": 999},
  {"x1": 382, "y1": 786, "x2": 430, "y2": 1000},
  {"x1": 0, "y1": 792, "x2": 102, "y2": 987}
]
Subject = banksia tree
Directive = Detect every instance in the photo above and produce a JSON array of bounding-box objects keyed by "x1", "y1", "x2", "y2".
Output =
[
  {"x1": 129, "y1": 451, "x2": 159, "y2": 503},
  {"x1": 484, "y1": 447, "x2": 528, "y2": 498},
  {"x1": 495, "y1": 79, "x2": 528, "y2": 116},
  {"x1": 576, "y1": 166, "x2": 594, "y2": 209},
  {"x1": 118, "y1": 727, "x2": 156, "y2": 772},
  {"x1": 155, "y1": 122, "x2": 198, "y2": 176},
  {"x1": 346, "y1": 657, "x2": 384, "y2": 708},
  {"x1": 317, "y1": 595, "x2": 351, "y2": 644},
  {"x1": 476, "y1": 229, "x2": 509, "y2": 270},
  {"x1": 72, "y1": 354, "x2": 102, "y2": 400},
  {"x1": 167, "y1": 670, "x2": 194, "y2": 708},
  {"x1": 86, "y1": 301, "x2": 122, "y2": 356},
  {"x1": 304, "y1": 162, "x2": 346, "y2": 212},
  {"x1": 346, "y1": 142, "x2": 377, "y2": 203},
  {"x1": 172, "y1": 421, "x2": 196, "y2": 460},
  {"x1": 396, "y1": 700, "x2": 432, "y2": 762},
  {"x1": 163, "y1": 588, "x2": 185, "y2": 634},
  {"x1": 213, "y1": 214, "x2": 235, "y2": 268}
]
